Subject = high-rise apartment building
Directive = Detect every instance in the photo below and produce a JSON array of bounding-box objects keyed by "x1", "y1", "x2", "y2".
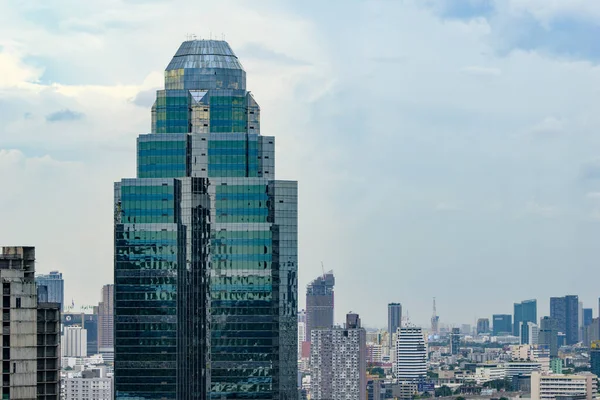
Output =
[
  {"x1": 395, "y1": 327, "x2": 427, "y2": 382},
  {"x1": 539, "y1": 316, "x2": 558, "y2": 357},
  {"x1": 98, "y1": 284, "x2": 114, "y2": 352},
  {"x1": 550, "y1": 295, "x2": 579, "y2": 345},
  {"x1": 492, "y1": 314, "x2": 512, "y2": 336},
  {"x1": 0, "y1": 246, "x2": 61, "y2": 400},
  {"x1": 306, "y1": 272, "x2": 335, "y2": 343},
  {"x1": 450, "y1": 328, "x2": 460, "y2": 355},
  {"x1": 367, "y1": 344, "x2": 383, "y2": 363},
  {"x1": 310, "y1": 313, "x2": 366, "y2": 400},
  {"x1": 113, "y1": 40, "x2": 298, "y2": 400},
  {"x1": 514, "y1": 299, "x2": 537, "y2": 337},
  {"x1": 298, "y1": 310, "x2": 306, "y2": 358},
  {"x1": 388, "y1": 303, "x2": 402, "y2": 348},
  {"x1": 476, "y1": 318, "x2": 490, "y2": 334},
  {"x1": 35, "y1": 271, "x2": 64, "y2": 311},
  {"x1": 65, "y1": 369, "x2": 112, "y2": 400}
]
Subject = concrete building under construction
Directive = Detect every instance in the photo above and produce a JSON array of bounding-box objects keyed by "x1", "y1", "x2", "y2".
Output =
[
  {"x1": 306, "y1": 271, "x2": 335, "y2": 342},
  {"x1": 0, "y1": 246, "x2": 60, "y2": 400}
]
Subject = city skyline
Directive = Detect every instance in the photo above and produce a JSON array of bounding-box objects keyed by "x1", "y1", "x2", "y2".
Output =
[{"x1": 4, "y1": 1, "x2": 600, "y2": 325}]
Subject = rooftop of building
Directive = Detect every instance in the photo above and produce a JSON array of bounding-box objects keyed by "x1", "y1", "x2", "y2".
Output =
[{"x1": 165, "y1": 39, "x2": 244, "y2": 71}]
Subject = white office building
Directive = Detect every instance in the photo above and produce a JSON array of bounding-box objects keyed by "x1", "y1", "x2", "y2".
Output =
[
  {"x1": 367, "y1": 343, "x2": 383, "y2": 363},
  {"x1": 63, "y1": 326, "x2": 88, "y2": 357},
  {"x1": 310, "y1": 313, "x2": 366, "y2": 400},
  {"x1": 505, "y1": 361, "x2": 544, "y2": 378},
  {"x1": 474, "y1": 365, "x2": 506, "y2": 384},
  {"x1": 531, "y1": 371, "x2": 597, "y2": 400},
  {"x1": 395, "y1": 327, "x2": 427, "y2": 382}
]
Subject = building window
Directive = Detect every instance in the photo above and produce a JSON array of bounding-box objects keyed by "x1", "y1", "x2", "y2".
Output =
[{"x1": 15, "y1": 298, "x2": 20, "y2": 308}]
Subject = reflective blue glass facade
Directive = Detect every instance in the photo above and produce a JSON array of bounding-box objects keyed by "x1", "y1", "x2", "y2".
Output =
[
  {"x1": 35, "y1": 271, "x2": 64, "y2": 311},
  {"x1": 513, "y1": 299, "x2": 537, "y2": 337},
  {"x1": 114, "y1": 40, "x2": 298, "y2": 400}
]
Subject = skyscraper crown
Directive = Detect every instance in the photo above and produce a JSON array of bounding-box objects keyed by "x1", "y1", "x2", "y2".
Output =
[{"x1": 164, "y1": 39, "x2": 245, "y2": 90}]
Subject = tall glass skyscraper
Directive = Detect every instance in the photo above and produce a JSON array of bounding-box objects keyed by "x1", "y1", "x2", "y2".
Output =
[
  {"x1": 387, "y1": 303, "x2": 402, "y2": 348},
  {"x1": 550, "y1": 295, "x2": 579, "y2": 345},
  {"x1": 513, "y1": 299, "x2": 537, "y2": 337},
  {"x1": 114, "y1": 40, "x2": 298, "y2": 400}
]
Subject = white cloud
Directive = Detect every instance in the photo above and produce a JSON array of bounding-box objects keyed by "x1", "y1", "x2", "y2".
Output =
[
  {"x1": 507, "y1": 0, "x2": 600, "y2": 26},
  {"x1": 529, "y1": 116, "x2": 566, "y2": 136},
  {"x1": 0, "y1": 47, "x2": 43, "y2": 89},
  {"x1": 460, "y1": 65, "x2": 502, "y2": 76}
]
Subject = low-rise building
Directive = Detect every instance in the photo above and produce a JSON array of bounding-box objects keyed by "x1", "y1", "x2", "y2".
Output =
[
  {"x1": 505, "y1": 361, "x2": 544, "y2": 378},
  {"x1": 531, "y1": 371, "x2": 597, "y2": 400},
  {"x1": 64, "y1": 369, "x2": 112, "y2": 400},
  {"x1": 474, "y1": 365, "x2": 505, "y2": 384}
]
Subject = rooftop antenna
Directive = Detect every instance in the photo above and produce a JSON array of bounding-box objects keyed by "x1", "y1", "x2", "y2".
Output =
[{"x1": 321, "y1": 261, "x2": 325, "y2": 277}]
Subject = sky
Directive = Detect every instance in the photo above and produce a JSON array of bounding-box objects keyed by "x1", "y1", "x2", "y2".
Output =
[{"x1": 1, "y1": 0, "x2": 600, "y2": 329}]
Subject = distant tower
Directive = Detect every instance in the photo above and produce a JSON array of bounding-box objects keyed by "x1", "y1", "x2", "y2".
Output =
[
  {"x1": 395, "y1": 327, "x2": 428, "y2": 382},
  {"x1": 306, "y1": 272, "x2": 335, "y2": 342},
  {"x1": 450, "y1": 328, "x2": 461, "y2": 355},
  {"x1": 98, "y1": 284, "x2": 114, "y2": 352},
  {"x1": 388, "y1": 303, "x2": 402, "y2": 348},
  {"x1": 476, "y1": 318, "x2": 490, "y2": 334},
  {"x1": 431, "y1": 298, "x2": 439, "y2": 335}
]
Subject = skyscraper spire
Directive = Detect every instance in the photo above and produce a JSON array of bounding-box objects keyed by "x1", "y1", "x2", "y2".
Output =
[{"x1": 431, "y1": 297, "x2": 439, "y2": 335}]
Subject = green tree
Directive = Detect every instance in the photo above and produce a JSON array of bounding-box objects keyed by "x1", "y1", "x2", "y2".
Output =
[
  {"x1": 484, "y1": 379, "x2": 511, "y2": 391},
  {"x1": 456, "y1": 396, "x2": 466, "y2": 400},
  {"x1": 435, "y1": 386, "x2": 452, "y2": 397},
  {"x1": 415, "y1": 392, "x2": 432, "y2": 399},
  {"x1": 368, "y1": 367, "x2": 385, "y2": 378}
]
